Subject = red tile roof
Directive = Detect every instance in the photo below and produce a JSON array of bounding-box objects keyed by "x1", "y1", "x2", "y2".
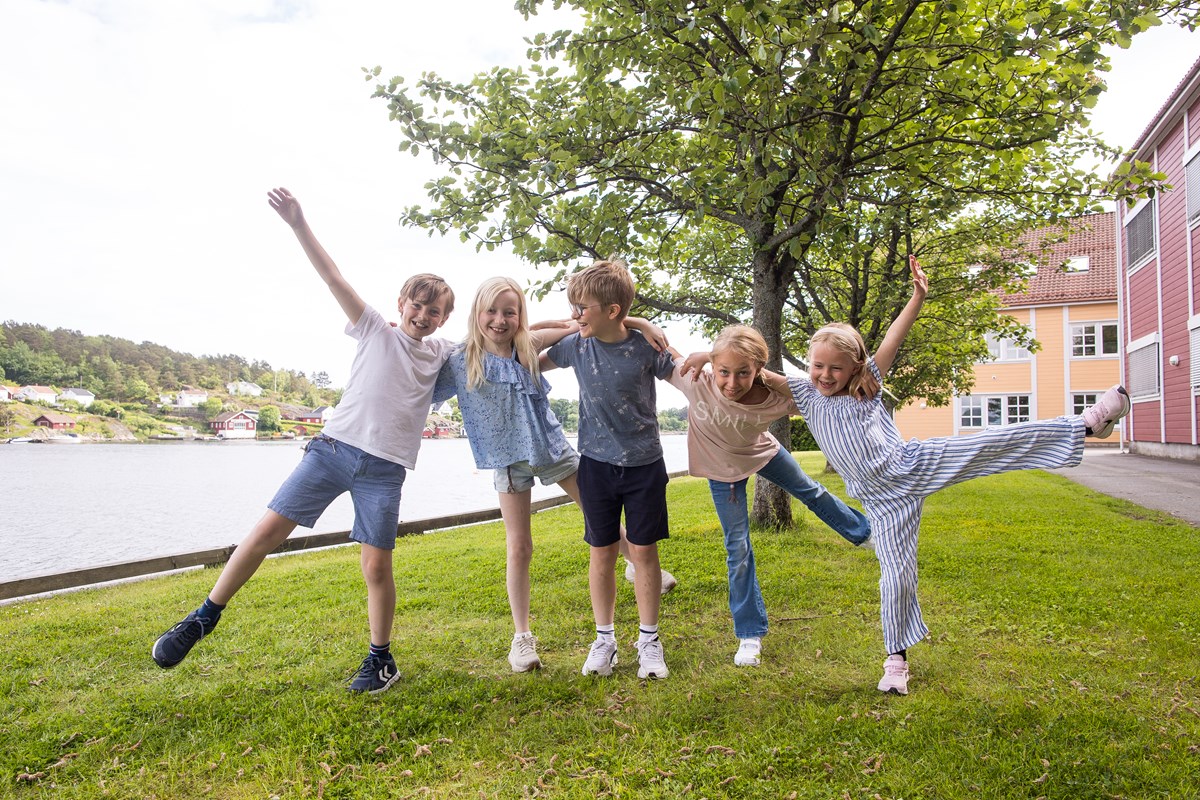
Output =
[{"x1": 998, "y1": 213, "x2": 1117, "y2": 307}]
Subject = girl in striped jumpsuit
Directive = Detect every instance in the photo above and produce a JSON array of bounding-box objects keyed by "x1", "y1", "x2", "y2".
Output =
[{"x1": 762, "y1": 255, "x2": 1130, "y2": 694}]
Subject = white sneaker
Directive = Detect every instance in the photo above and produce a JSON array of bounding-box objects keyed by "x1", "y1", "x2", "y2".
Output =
[
  {"x1": 877, "y1": 654, "x2": 909, "y2": 695},
  {"x1": 623, "y1": 561, "x2": 678, "y2": 596},
  {"x1": 734, "y1": 637, "x2": 761, "y2": 667},
  {"x1": 582, "y1": 636, "x2": 618, "y2": 676},
  {"x1": 1082, "y1": 385, "x2": 1131, "y2": 438},
  {"x1": 508, "y1": 633, "x2": 541, "y2": 673},
  {"x1": 636, "y1": 637, "x2": 669, "y2": 679}
]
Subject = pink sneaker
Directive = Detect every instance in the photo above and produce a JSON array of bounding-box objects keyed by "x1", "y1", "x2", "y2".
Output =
[
  {"x1": 877, "y1": 654, "x2": 909, "y2": 695},
  {"x1": 1081, "y1": 385, "x2": 1131, "y2": 438}
]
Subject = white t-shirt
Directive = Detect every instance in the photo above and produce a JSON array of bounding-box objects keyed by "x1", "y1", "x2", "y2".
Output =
[
  {"x1": 322, "y1": 305, "x2": 453, "y2": 469},
  {"x1": 666, "y1": 364, "x2": 799, "y2": 482}
]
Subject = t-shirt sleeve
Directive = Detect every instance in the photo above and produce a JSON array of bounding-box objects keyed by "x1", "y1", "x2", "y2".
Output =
[
  {"x1": 431, "y1": 358, "x2": 459, "y2": 405},
  {"x1": 545, "y1": 335, "x2": 576, "y2": 370},
  {"x1": 653, "y1": 344, "x2": 676, "y2": 380}
]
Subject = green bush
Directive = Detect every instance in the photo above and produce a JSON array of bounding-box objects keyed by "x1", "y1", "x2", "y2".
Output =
[{"x1": 789, "y1": 415, "x2": 818, "y2": 451}]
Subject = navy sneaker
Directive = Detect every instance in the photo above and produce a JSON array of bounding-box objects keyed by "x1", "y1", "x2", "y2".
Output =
[
  {"x1": 152, "y1": 611, "x2": 217, "y2": 669},
  {"x1": 348, "y1": 653, "x2": 400, "y2": 694}
]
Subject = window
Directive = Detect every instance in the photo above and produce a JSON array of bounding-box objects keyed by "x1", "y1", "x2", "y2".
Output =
[
  {"x1": 984, "y1": 333, "x2": 1031, "y2": 362},
  {"x1": 1072, "y1": 393, "x2": 1099, "y2": 415},
  {"x1": 1189, "y1": 316, "x2": 1200, "y2": 389},
  {"x1": 1127, "y1": 335, "x2": 1161, "y2": 399},
  {"x1": 1064, "y1": 256, "x2": 1089, "y2": 273},
  {"x1": 1071, "y1": 322, "x2": 1119, "y2": 357},
  {"x1": 1125, "y1": 199, "x2": 1156, "y2": 266},
  {"x1": 960, "y1": 394, "x2": 1031, "y2": 428},
  {"x1": 1188, "y1": 153, "x2": 1200, "y2": 224}
]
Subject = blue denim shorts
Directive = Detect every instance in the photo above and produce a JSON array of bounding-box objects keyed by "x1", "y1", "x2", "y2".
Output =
[
  {"x1": 268, "y1": 435, "x2": 407, "y2": 550},
  {"x1": 576, "y1": 455, "x2": 669, "y2": 547},
  {"x1": 493, "y1": 448, "x2": 580, "y2": 493}
]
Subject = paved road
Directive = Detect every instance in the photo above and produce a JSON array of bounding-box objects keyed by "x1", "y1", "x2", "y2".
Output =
[{"x1": 1051, "y1": 447, "x2": 1199, "y2": 527}]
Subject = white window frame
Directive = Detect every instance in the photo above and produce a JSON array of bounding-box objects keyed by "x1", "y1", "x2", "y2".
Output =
[
  {"x1": 959, "y1": 393, "x2": 1032, "y2": 429},
  {"x1": 984, "y1": 333, "x2": 1031, "y2": 362},
  {"x1": 1071, "y1": 392, "x2": 1099, "y2": 415},
  {"x1": 1186, "y1": 144, "x2": 1200, "y2": 226},
  {"x1": 1189, "y1": 315, "x2": 1200, "y2": 390},
  {"x1": 1127, "y1": 333, "x2": 1161, "y2": 400},
  {"x1": 1070, "y1": 321, "x2": 1120, "y2": 358},
  {"x1": 1124, "y1": 196, "x2": 1157, "y2": 269},
  {"x1": 1064, "y1": 256, "x2": 1090, "y2": 273}
]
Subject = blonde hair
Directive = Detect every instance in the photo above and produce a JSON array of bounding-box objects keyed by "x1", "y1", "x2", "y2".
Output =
[
  {"x1": 464, "y1": 277, "x2": 538, "y2": 390},
  {"x1": 566, "y1": 258, "x2": 635, "y2": 319},
  {"x1": 400, "y1": 273, "x2": 455, "y2": 315},
  {"x1": 810, "y1": 323, "x2": 872, "y2": 400},
  {"x1": 712, "y1": 325, "x2": 769, "y2": 367}
]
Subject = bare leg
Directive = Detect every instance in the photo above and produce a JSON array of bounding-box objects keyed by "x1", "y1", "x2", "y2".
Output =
[
  {"x1": 626, "y1": 542, "x2": 662, "y2": 627},
  {"x1": 360, "y1": 544, "x2": 395, "y2": 647},
  {"x1": 498, "y1": 489, "x2": 534, "y2": 633},
  {"x1": 209, "y1": 510, "x2": 299, "y2": 605},
  {"x1": 589, "y1": 543, "x2": 619, "y2": 627}
]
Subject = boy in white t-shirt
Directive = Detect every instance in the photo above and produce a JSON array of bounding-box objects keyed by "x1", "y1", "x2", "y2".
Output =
[
  {"x1": 675, "y1": 325, "x2": 871, "y2": 667},
  {"x1": 152, "y1": 188, "x2": 454, "y2": 695}
]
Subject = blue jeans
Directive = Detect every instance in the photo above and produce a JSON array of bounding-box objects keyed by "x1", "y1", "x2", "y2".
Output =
[{"x1": 708, "y1": 448, "x2": 870, "y2": 638}]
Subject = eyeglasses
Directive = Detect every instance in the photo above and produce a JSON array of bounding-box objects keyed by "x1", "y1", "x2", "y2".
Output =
[{"x1": 569, "y1": 302, "x2": 602, "y2": 316}]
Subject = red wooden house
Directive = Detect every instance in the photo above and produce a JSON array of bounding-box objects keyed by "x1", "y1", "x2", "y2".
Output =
[
  {"x1": 210, "y1": 410, "x2": 257, "y2": 439},
  {"x1": 34, "y1": 412, "x2": 76, "y2": 430},
  {"x1": 1116, "y1": 54, "x2": 1200, "y2": 460}
]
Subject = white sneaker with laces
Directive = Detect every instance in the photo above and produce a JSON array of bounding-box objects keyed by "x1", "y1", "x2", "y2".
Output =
[
  {"x1": 636, "y1": 637, "x2": 669, "y2": 679},
  {"x1": 877, "y1": 654, "x2": 909, "y2": 695},
  {"x1": 508, "y1": 632, "x2": 541, "y2": 673},
  {"x1": 623, "y1": 561, "x2": 679, "y2": 595},
  {"x1": 734, "y1": 637, "x2": 761, "y2": 667},
  {"x1": 582, "y1": 636, "x2": 618, "y2": 676}
]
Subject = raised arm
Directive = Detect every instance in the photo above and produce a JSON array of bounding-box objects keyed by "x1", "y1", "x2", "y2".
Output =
[
  {"x1": 872, "y1": 255, "x2": 927, "y2": 379},
  {"x1": 267, "y1": 187, "x2": 366, "y2": 325}
]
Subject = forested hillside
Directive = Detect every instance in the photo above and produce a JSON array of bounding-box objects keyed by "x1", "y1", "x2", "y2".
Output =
[{"x1": 0, "y1": 321, "x2": 337, "y2": 408}]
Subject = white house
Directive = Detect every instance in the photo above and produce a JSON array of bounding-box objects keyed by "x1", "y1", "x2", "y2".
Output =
[
  {"x1": 0, "y1": 385, "x2": 13, "y2": 402},
  {"x1": 210, "y1": 410, "x2": 257, "y2": 439},
  {"x1": 59, "y1": 387, "x2": 96, "y2": 408},
  {"x1": 176, "y1": 388, "x2": 209, "y2": 408},
  {"x1": 17, "y1": 385, "x2": 57, "y2": 404},
  {"x1": 225, "y1": 381, "x2": 264, "y2": 397},
  {"x1": 312, "y1": 405, "x2": 335, "y2": 422}
]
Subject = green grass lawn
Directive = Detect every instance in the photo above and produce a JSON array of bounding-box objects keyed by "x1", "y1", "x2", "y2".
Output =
[{"x1": 2, "y1": 454, "x2": 1197, "y2": 799}]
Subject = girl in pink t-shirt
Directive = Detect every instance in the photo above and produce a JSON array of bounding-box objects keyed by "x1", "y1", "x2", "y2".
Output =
[{"x1": 672, "y1": 325, "x2": 870, "y2": 667}]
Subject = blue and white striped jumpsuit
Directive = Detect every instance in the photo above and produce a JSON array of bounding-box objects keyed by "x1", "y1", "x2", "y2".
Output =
[{"x1": 788, "y1": 359, "x2": 1085, "y2": 654}]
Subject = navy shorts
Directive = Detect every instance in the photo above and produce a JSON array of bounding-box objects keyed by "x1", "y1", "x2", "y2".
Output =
[
  {"x1": 576, "y1": 455, "x2": 669, "y2": 547},
  {"x1": 268, "y1": 435, "x2": 407, "y2": 550}
]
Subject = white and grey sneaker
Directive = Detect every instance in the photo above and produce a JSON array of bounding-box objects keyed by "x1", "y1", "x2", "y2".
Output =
[
  {"x1": 636, "y1": 638, "x2": 669, "y2": 679},
  {"x1": 508, "y1": 632, "x2": 541, "y2": 673},
  {"x1": 581, "y1": 636, "x2": 618, "y2": 676},
  {"x1": 623, "y1": 561, "x2": 679, "y2": 595}
]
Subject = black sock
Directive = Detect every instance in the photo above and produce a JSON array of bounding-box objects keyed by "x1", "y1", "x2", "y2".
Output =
[
  {"x1": 370, "y1": 642, "x2": 391, "y2": 660},
  {"x1": 892, "y1": 649, "x2": 907, "y2": 661},
  {"x1": 1085, "y1": 425, "x2": 1095, "y2": 436}
]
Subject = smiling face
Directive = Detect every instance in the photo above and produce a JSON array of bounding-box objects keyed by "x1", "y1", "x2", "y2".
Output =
[
  {"x1": 808, "y1": 341, "x2": 859, "y2": 397},
  {"x1": 570, "y1": 294, "x2": 622, "y2": 341},
  {"x1": 477, "y1": 289, "x2": 522, "y2": 352},
  {"x1": 397, "y1": 291, "x2": 450, "y2": 340},
  {"x1": 711, "y1": 351, "x2": 762, "y2": 402}
]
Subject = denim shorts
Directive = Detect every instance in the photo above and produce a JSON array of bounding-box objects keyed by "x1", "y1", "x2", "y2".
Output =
[
  {"x1": 576, "y1": 455, "x2": 669, "y2": 547},
  {"x1": 493, "y1": 448, "x2": 580, "y2": 493},
  {"x1": 268, "y1": 435, "x2": 407, "y2": 550}
]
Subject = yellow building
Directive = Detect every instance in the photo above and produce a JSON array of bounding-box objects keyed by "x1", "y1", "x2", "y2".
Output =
[{"x1": 894, "y1": 213, "x2": 1121, "y2": 442}]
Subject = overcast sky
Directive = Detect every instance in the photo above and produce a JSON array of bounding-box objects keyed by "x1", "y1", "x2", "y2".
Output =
[{"x1": 2, "y1": 2, "x2": 1197, "y2": 407}]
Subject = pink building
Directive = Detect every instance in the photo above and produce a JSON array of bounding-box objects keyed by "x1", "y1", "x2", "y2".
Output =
[{"x1": 1115, "y1": 55, "x2": 1200, "y2": 460}]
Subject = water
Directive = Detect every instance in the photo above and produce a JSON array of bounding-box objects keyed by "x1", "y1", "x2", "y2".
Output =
[{"x1": 0, "y1": 436, "x2": 690, "y2": 582}]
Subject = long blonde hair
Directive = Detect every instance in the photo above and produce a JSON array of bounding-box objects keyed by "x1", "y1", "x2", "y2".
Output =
[
  {"x1": 464, "y1": 277, "x2": 539, "y2": 390},
  {"x1": 810, "y1": 323, "x2": 872, "y2": 400}
]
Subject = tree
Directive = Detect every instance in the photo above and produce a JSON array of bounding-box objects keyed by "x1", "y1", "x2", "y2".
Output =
[
  {"x1": 549, "y1": 397, "x2": 579, "y2": 432},
  {"x1": 258, "y1": 406, "x2": 282, "y2": 434},
  {"x1": 374, "y1": 0, "x2": 1194, "y2": 527},
  {"x1": 0, "y1": 406, "x2": 15, "y2": 436},
  {"x1": 199, "y1": 397, "x2": 224, "y2": 421}
]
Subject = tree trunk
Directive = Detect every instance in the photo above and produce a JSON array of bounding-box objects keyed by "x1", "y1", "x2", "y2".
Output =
[{"x1": 750, "y1": 250, "x2": 793, "y2": 529}]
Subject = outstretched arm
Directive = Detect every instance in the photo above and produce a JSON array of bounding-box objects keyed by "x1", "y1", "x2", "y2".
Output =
[
  {"x1": 267, "y1": 187, "x2": 366, "y2": 325},
  {"x1": 530, "y1": 319, "x2": 580, "y2": 350},
  {"x1": 872, "y1": 255, "x2": 927, "y2": 379}
]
